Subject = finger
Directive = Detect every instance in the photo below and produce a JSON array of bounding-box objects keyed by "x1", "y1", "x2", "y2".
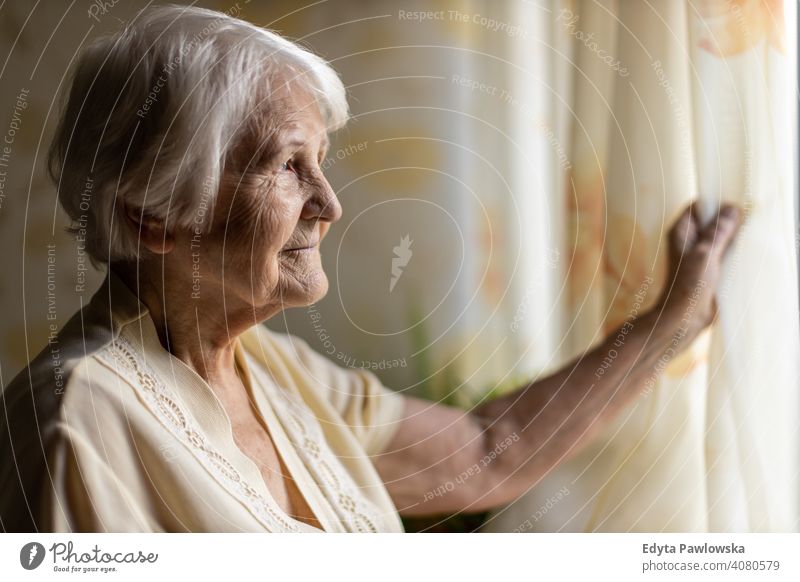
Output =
[
  {"x1": 701, "y1": 203, "x2": 741, "y2": 257},
  {"x1": 670, "y1": 201, "x2": 700, "y2": 253},
  {"x1": 687, "y1": 199, "x2": 701, "y2": 243}
]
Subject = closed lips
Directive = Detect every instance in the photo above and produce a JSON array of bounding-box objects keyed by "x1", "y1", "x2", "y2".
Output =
[{"x1": 282, "y1": 241, "x2": 319, "y2": 251}]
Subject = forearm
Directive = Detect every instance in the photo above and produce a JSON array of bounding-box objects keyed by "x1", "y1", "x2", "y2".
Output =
[
  {"x1": 378, "y1": 204, "x2": 738, "y2": 516},
  {"x1": 472, "y1": 304, "x2": 692, "y2": 507}
]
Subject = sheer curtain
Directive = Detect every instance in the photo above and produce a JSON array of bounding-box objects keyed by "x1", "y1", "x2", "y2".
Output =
[{"x1": 481, "y1": 0, "x2": 799, "y2": 533}]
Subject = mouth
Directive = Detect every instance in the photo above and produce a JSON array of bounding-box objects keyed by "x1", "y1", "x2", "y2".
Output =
[{"x1": 281, "y1": 240, "x2": 320, "y2": 253}]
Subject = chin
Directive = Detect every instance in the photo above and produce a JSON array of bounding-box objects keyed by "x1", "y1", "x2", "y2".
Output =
[
  {"x1": 279, "y1": 269, "x2": 330, "y2": 308},
  {"x1": 300, "y1": 272, "x2": 329, "y2": 305}
]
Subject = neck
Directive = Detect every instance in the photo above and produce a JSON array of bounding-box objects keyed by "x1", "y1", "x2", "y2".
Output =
[{"x1": 112, "y1": 261, "x2": 259, "y2": 385}]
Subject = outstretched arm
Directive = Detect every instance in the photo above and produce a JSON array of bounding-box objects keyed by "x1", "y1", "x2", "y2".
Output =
[{"x1": 373, "y1": 203, "x2": 741, "y2": 516}]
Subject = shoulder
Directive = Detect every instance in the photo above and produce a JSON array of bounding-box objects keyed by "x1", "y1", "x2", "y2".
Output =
[
  {"x1": 0, "y1": 303, "x2": 132, "y2": 530},
  {"x1": 243, "y1": 324, "x2": 325, "y2": 363},
  {"x1": 241, "y1": 324, "x2": 342, "y2": 382},
  {"x1": 240, "y1": 325, "x2": 405, "y2": 421},
  {"x1": 2, "y1": 305, "x2": 116, "y2": 439},
  {"x1": 0, "y1": 278, "x2": 156, "y2": 475},
  {"x1": 0, "y1": 337, "x2": 139, "y2": 468},
  {"x1": 241, "y1": 324, "x2": 374, "y2": 390}
]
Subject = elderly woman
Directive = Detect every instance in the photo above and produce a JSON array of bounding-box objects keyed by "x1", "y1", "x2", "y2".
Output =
[{"x1": 0, "y1": 6, "x2": 739, "y2": 532}]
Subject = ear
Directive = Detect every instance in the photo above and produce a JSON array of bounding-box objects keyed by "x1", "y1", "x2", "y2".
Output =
[{"x1": 122, "y1": 201, "x2": 175, "y2": 255}]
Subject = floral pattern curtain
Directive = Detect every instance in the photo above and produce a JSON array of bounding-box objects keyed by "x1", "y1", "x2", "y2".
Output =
[{"x1": 483, "y1": 0, "x2": 799, "y2": 532}]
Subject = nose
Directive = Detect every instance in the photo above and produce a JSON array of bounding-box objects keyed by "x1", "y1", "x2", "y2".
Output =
[{"x1": 300, "y1": 174, "x2": 342, "y2": 224}]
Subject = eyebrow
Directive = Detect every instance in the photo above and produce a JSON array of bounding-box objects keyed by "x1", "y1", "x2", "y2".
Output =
[{"x1": 280, "y1": 130, "x2": 330, "y2": 152}]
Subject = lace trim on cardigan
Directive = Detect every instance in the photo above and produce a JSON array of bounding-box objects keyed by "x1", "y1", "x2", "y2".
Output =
[
  {"x1": 97, "y1": 335, "x2": 300, "y2": 532},
  {"x1": 248, "y1": 356, "x2": 384, "y2": 533}
]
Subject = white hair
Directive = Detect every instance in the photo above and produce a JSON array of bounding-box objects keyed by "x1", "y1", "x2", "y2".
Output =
[{"x1": 48, "y1": 4, "x2": 348, "y2": 265}]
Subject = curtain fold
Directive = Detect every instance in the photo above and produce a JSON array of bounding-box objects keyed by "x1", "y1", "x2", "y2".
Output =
[{"x1": 483, "y1": 0, "x2": 799, "y2": 532}]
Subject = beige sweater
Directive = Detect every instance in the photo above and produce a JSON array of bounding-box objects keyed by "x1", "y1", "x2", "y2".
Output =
[{"x1": 0, "y1": 273, "x2": 406, "y2": 532}]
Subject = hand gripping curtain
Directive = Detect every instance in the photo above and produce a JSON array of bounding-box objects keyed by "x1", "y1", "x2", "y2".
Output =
[{"x1": 484, "y1": 0, "x2": 799, "y2": 533}]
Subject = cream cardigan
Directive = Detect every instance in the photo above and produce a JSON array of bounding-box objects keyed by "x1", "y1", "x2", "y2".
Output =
[{"x1": 0, "y1": 273, "x2": 406, "y2": 532}]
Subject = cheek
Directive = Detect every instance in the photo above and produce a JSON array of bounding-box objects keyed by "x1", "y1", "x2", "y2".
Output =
[
  {"x1": 228, "y1": 188, "x2": 309, "y2": 293},
  {"x1": 223, "y1": 182, "x2": 297, "y2": 255},
  {"x1": 261, "y1": 195, "x2": 299, "y2": 247}
]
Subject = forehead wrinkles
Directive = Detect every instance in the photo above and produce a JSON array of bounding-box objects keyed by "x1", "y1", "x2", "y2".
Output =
[{"x1": 265, "y1": 74, "x2": 329, "y2": 147}]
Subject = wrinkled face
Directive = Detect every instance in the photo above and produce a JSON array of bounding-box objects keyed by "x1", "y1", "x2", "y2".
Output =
[{"x1": 174, "y1": 83, "x2": 341, "y2": 316}]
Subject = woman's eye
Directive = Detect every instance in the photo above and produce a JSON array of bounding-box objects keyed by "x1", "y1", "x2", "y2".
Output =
[{"x1": 279, "y1": 160, "x2": 292, "y2": 172}]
